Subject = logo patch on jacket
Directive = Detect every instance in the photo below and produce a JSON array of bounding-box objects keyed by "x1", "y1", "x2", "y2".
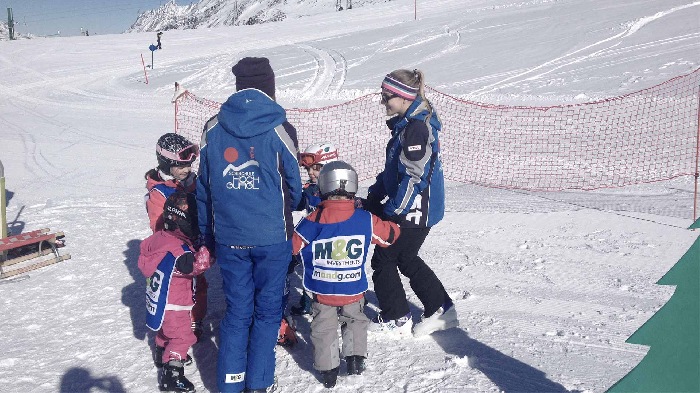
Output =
[{"x1": 222, "y1": 148, "x2": 261, "y2": 190}]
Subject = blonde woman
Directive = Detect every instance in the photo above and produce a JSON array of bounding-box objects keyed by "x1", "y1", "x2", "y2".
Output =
[{"x1": 365, "y1": 69, "x2": 458, "y2": 338}]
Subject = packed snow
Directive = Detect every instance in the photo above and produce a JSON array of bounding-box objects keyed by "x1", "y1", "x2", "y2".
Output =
[{"x1": 0, "y1": 0, "x2": 699, "y2": 392}]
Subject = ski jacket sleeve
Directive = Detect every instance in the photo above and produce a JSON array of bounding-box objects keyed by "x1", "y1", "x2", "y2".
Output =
[
  {"x1": 383, "y1": 119, "x2": 432, "y2": 218},
  {"x1": 196, "y1": 140, "x2": 215, "y2": 251},
  {"x1": 292, "y1": 231, "x2": 306, "y2": 256},
  {"x1": 146, "y1": 189, "x2": 166, "y2": 233},
  {"x1": 277, "y1": 122, "x2": 303, "y2": 210},
  {"x1": 138, "y1": 237, "x2": 162, "y2": 278},
  {"x1": 370, "y1": 214, "x2": 401, "y2": 248},
  {"x1": 367, "y1": 171, "x2": 387, "y2": 202}
]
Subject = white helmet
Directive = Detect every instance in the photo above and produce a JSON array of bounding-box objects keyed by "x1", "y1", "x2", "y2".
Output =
[
  {"x1": 318, "y1": 161, "x2": 358, "y2": 197},
  {"x1": 300, "y1": 142, "x2": 338, "y2": 168}
]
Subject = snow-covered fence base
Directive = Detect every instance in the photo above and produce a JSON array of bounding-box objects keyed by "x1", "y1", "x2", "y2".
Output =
[{"x1": 174, "y1": 69, "x2": 700, "y2": 193}]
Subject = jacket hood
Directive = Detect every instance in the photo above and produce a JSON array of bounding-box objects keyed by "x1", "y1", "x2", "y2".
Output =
[
  {"x1": 139, "y1": 231, "x2": 184, "y2": 276},
  {"x1": 218, "y1": 88, "x2": 287, "y2": 138}
]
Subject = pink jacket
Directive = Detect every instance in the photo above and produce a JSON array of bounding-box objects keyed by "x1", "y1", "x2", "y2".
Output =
[
  {"x1": 145, "y1": 171, "x2": 197, "y2": 233},
  {"x1": 138, "y1": 230, "x2": 212, "y2": 307}
]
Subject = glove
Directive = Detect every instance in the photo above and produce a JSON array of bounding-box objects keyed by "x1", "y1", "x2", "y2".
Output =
[
  {"x1": 363, "y1": 194, "x2": 384, "y2": 216},
  {"x1": 175, "y1": 252, "x2": 195, "y2": 274},
  {"x1": 195, "y1": 245, "x2": 213, "y2": 271}
]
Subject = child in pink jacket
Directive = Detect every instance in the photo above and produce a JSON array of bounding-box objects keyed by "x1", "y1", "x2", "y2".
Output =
[
  {"x1": 144, "y1": 132, "x2": 208, "y2": 341},
  {"x1": 139, "y1": 191, "x2": 212, "y2": 393}
]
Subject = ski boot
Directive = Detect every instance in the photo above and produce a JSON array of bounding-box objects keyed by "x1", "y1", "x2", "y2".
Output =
[
  {"x1": 320, "y1": 366, "x2": 339, "y2": 388},
  {"x1": 412, "y1": 300, "x2": 459, "y2": 337},
  {"x1": 346, "y1": 355, "x2": 365, "y2": 375},
  {"x1": 159, "y1": 361, "x2": 195, "y2": 392}
]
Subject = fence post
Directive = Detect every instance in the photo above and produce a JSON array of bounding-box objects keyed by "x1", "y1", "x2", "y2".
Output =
[{"x1": 141, "y1": 54, "x2": 149, "y2": 84}]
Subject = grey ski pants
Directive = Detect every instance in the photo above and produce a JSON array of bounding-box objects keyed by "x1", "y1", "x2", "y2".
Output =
[{"x1": 310, "y1": 297, "x2": 369, "y2": 371}]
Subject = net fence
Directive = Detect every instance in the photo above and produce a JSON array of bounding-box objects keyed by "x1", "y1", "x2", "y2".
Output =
[{"x1": 174, "y1": 69, "x2": 700, "y2": 191}]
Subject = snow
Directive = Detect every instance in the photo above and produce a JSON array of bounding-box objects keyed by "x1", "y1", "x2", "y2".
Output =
[{"x1": 1, "y1": 0, "x2": 699, "y2": 392}]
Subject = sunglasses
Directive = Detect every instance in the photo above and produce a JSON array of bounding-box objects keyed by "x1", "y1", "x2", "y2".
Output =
[
  {"x1": 157, "y1": 144, "x2": 200, "y2": 163},
  {"x1": 381, "y1": 92, "x2": 399, "y2": 104}
]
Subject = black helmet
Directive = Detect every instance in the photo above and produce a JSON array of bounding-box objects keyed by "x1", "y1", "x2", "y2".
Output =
[
  {"x1": 156, "y1": 133, "x2": 199, "y2": 173},
  {"x1": 163, "y1": 191, "x2": 199, "y2": 241},
  {"x1": 318, "y1": 161, "x2": 358, "y2": 198}
]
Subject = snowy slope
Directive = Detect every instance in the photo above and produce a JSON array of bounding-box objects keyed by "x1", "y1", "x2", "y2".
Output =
[{"x1": 0, "y1": 0, "x2": 699, "y2": 392}]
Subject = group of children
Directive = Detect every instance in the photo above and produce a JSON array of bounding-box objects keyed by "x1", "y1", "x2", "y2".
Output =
[{"x1": 139, "y1": 133, "x2": 401, "y2": 391}]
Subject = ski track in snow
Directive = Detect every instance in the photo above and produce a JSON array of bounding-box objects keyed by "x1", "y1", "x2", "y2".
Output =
[
  {"x1": 468, "y1": 1, "x2": 700, "y2": 96},
  {"x1": 295, "y1": 43, "x2": 347, "y2": 102}
]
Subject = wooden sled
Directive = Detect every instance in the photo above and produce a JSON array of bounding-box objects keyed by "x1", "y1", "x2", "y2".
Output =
[{"x1": 0, "y1": 228, "x2": 71, "y2": 280}]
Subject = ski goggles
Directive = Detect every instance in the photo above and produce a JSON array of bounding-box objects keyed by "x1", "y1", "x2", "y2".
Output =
[
  {"x1": 299, "y1": 150, "x2": 338, "y2": 168},
  {"x1": 299, "y1": 153, "x2": 322, "y2": 168},
  {"x1": 157, "y1": 143, "x2": 200, "y2": 163}
]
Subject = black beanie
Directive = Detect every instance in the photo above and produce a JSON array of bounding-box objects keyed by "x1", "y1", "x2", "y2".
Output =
[{"x1": 232, "y1": 57, "x2": 275, "y2": 99}]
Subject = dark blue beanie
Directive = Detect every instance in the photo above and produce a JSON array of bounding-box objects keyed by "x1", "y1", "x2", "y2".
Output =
[{"x1": 232, "y1": 57, "x2": 275, "y2": 99}]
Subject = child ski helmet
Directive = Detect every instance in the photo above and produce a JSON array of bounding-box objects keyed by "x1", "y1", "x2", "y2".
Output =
[
  {"x1": 163, "y1": 191, "x2": 199, "y2": 241},
  {"x1": 156, "y1": 133, "x2": 199, "y2": 173},
  {"x1": 300, "y1": 142, "x2": 338, "y2": 168},
  {"x1": 318, "y1": 161, "x2": 358, "y2": 198}
]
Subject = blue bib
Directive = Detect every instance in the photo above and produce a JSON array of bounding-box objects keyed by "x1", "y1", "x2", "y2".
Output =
[
  {"x1": 145, "y1": 245, "x2": 191, "y2": 331},
  {"x1": 296, "y1": 209, "x2": 372, "y2": 296}
]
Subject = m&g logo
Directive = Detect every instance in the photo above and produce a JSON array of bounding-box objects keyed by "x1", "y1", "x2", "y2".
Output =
[{"x1": 312, "y1": 235, "x2": 365, "y2": 268}]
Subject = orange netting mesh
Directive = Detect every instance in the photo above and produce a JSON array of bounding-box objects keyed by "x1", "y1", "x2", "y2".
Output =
[{"x1": 174, "y1": 69, "x2": 700, "y2": 191}]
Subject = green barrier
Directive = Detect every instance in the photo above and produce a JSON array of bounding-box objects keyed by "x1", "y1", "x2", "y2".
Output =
[{"x1": 607, "y1": 218, "x2": 700, "y2": 392}]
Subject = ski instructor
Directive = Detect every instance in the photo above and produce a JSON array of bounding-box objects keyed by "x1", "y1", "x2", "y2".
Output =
[
  {"x1": 364, "y1": 69, "x2": 458, "y2": 338},
  {"x1": 196, "y1": 56, "x2": 302, "y2": 393}
]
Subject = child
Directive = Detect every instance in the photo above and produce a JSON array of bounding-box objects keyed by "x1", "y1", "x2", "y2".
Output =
[
  {"x1": 278, "y1": 142, "x2": 340, "y2": 346},
  {"x1": 145, "y1": 133, "x2": 198, "y2": 232},
  {"x1": 145, "y1": 133, "x2": 208, "y2": 340},
  {"x1": 288, "y1": 142, "x2": 339, "y2": 317},
  {"x1": 292, "y1": 161, "x2": 401, "y2": 388},
  {"x1": 139, "y1": 191, "x2": 213, "y2": 393}
]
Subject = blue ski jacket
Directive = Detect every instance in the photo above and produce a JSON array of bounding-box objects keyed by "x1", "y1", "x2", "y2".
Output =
[
  {"x1": 196, "y1": 88, "x2": 302, "y2": 247},
  {"x1": 368, "y1": 97, "x2": 445, "y2": 228}
]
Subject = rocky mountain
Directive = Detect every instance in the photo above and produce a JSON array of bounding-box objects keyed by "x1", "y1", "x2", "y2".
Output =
[{"x1": 125, "y1": 0, "x2": 382, "y2": 32}]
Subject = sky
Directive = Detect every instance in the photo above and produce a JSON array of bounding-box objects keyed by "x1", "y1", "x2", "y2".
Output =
[
  {"x1": 0, "y1": 0, "x2": 698, "y2": 392},
  {"x1": 1, "y1": 0, "x2": 168, "y2": 36}
]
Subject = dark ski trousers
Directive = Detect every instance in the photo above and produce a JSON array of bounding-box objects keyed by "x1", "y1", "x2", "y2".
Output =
[{"x1": 371, "y1": 226, "x2": 450, "y2": 320}]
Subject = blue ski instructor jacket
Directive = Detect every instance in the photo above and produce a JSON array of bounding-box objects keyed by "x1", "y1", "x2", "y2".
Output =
[
  {"x1": 368, "y1": 96, "x2": 445, "y2": 228},
  {"x1": 196, "y1": 88, "x2": 302, "y2": 247}
]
